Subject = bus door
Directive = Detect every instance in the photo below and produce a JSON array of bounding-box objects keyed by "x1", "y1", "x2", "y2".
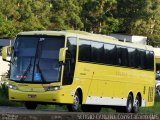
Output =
[{"x1": 62, "y1": 37, "x2": 77, "y2": 87}]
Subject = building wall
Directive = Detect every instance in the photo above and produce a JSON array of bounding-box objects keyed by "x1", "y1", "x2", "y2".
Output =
[
  {"x1": 0, "y1": 56, "x2": 9, "y2": 82},
  {"x1": 110, "y1": 34, "x2": 147, "y2": 45}
]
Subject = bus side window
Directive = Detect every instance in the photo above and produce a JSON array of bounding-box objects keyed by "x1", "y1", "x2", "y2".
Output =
[
  {"x1": 128, "y1": 48, "x2": 136, "y2": 68},
  {"x1": 79, "y1": 39, "x2": 91, "y2": 62},
  {"x1": 104, "y1": 44, "x2": 117, "y2": 65},
  {"x1": 117, "y1": 46, "x2": 128, "y2": 66},
  {"x1": 121, "y1": 47, "x2": 128, "y2": 66},
  {"x1": 139, "y1": 50, "x2": 146, "y2": 69},
  {"x1": 91, "y1": 41, "x2": 104, "y2": 64},
  {"x1": 145, "y1": 51, "x2": 150, "y2": 70},
  {"x1": 135, "y1": 49, "x2": 141, "y2": 69},
  {"x1": 149, "y1": 51, "x2": 154, "y2": 70}
]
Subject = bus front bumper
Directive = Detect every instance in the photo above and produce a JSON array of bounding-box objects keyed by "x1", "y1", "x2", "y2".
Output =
[{"x1": 9, "y1": 89, "x2": 72, "y2": 104}]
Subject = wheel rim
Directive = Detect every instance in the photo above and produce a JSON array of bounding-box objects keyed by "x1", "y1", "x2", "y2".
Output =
[
  {"x1": 127, "y1": 96, "x2": 133, "y2": 112},
  {"x1": 73, "y1": 94, "x2": 79, "y2": 110},
  {"x1": 134, "y1": 97, "x2": 140, "y2": 112},
  {"x1": 157, "y1": 88, "x2": 160, "y2": 95}
]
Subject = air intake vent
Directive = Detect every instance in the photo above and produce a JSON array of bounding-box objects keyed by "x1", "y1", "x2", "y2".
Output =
[{"x1": 148, "y1": 87, "x2": 154, "y2": 102}]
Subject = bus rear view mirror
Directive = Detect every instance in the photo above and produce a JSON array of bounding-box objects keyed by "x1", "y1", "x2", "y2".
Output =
[
  {"x1": 2, "y1": 46, "x2": 12, "y2": 62},
  {"x1": 59, "y1": 47, "x2": 68, "y2": 63}
]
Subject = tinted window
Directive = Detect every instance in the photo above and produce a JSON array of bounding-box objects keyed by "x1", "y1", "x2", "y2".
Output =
[
  {"x1": 146, "y1": 51, "x2": 150, "y2": 69},
  {"x1": 78, "y1": 39, "x2": 154, "y2": 71},
  {"x1": 135, "y1": 49, "x2": 141, "y2": 68},
  {"x1": 128, "y1": 48, "x2": 136, "y2": 67},
  {"x1": 91, "y1": 42, "x2": 104, "y2": 63},
  {"x1": 79, "y1": 39, "x2": 91, "y2": 62},
  {"x1": 104, "y1": 44, "x2": 117, "y2": 65},
  {"x1": 117, "y1": 46, "x2": 128, "y2": 66},
  {"x1": 149, "y1": 51, "x2": 154, "y2": 70},
  {"x1": 139, "y1": 50, "x2": 146, "y2": 69}
]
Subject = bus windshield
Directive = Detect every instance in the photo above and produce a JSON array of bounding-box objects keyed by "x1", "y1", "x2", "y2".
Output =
[{"x1": 10, "y1": 35, "x2": 65, "y2": 83}]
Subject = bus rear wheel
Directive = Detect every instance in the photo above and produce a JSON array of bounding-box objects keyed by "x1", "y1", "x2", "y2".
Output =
[
  {"x1": 126, "y1": 94, "x2": 133, "y2": 113},
  {"x1": 67, "y1": 91, "x2": 80, "y2": 112},
  {"x1": 25, "y1": 102, "x2": 37, "y2": 110},
  {"x1": 133, "y1": 95, "x2": 140, "y2": 113},
  {"x1": 116, "y1": 94, "x2": 133, "y2": 113}
]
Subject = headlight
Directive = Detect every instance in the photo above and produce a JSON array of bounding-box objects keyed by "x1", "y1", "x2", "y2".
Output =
[
  {"x1": 8, "y1": 84, "x2": 18, "y2": 90},
  {"x1": 46, "y1": 86, "x2": 62, "y2": 91}
]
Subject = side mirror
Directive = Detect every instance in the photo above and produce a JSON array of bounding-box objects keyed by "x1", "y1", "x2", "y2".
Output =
[
  {"x1": 2, "y1": 46, "x2": 12, "y2": 62},
  {"x1": 59, "y1": 48, "x2": 68, "y2": 63}
]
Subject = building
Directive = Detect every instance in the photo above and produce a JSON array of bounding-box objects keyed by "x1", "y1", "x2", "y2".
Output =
[
  {"x1": 110, "y1": 34, "x2": 147, "y2": 45},
  {"x1": 0, "y1": 39, "x2": 14, "y2": 82},
  {"x1": 0, "y1": 39, "x2": 14, "y2": 46}
]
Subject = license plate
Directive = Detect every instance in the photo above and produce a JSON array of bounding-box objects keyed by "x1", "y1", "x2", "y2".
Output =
[{"x1": 28, "y1": 94, "x2": 37, "y2": 98}]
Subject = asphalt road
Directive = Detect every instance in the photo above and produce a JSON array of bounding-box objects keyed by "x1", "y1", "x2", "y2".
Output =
[
  {"x1": 0, "y1": 106, "x2": 160, "y2": 120},
  {"x1": 0, "y1": 106, "x2": 83, "y2": 120},
  {"x1": 0, "y1": 106, "x2": 68, "y2": 113}
]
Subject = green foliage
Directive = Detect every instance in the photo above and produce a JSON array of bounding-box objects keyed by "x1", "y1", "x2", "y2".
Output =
[
  {"x1": 0, "y1": 0, "x2": 160, "y2": 46},
  {"x1": 139, "y1": 96, "x2": 160, "y2": 113},
  {"x1": 50, "y1": 0, "x2": 83, "y2": 30},
  {"x1": 0, "y1": 77, "x2": 22, "y2": 106},
  {"x1": 0, "y1": 83, "x2": 8, "y2": 98},
  {"x1": 81, "y1": 0, "x2": 119, "y2": 34},
  {"x1": 0, "y1": 17, "x2": 17, "y2": 38},
  {"x1": 37, "y1": 105, "x2": 67, "y2": 111}
]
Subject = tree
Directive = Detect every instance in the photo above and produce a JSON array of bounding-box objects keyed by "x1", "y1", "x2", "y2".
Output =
[
  {"x1": 16, "y1": 0, "x2": 51, "y2": 31},
  {"x1": 116, "y1": 0, "x2": 160, "y2": 46},
  {"x1": 116, "y1": 0, "x2": 150, "y2": 34},
  {"x1": 81, "y1": 0, "x2": 119, "y2": 34},
  {"x1": 0, "y1": 0, "x2": 51, "y2": 38},
  {"x1": 50, "y1": 0, "x2": 83, "y2": 30},
  {"x1": 0, "y1": 17, "x2": 16, "y2": 38},
  {"x1": 0, "y1": 0, "x2": 18, "y2": 38}
]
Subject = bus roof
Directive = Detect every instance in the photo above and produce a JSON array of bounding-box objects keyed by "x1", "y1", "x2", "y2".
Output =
[{"x1": 18, "y1": 30, "x2": 153, "y2": 51}]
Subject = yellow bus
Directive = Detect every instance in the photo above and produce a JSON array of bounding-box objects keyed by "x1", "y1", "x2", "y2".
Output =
[{"x1": 2, "y1": 31, "x2": 155, "y2": 113}]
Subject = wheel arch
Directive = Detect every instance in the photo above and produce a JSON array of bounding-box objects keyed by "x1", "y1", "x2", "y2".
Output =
[
  {"x1": 128, "y1": 91, "x2": 134, "y2": 99},
  {"x1": 136, "y1": 92, "x2": 142, "y2": 107},
  {"x1": 76, "y1": 87, "x2": 83, "y2": 104}
]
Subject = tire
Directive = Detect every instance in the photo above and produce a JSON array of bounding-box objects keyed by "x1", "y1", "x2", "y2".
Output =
[
  {"x1": 67, "y1": 91, "x2": 80, "y2": 112},
  {"x1": 126, "y1": 94, "x2": 133, "y2": 113},
  {"x1": 25, "y1": 102, "x2": 37, "y2": 110},
  {"x1": 133, "y1": 95, "x2": 140, "y2": 113},
  {"x1": 82, "y1": 105, "x2": 101, "y2": 112},
  {"x1": 156, "y1": 86, "x2": 160, "y2": 96},
  {"x1": 116, "y1": 94, "x2": 133, "y2": 113}
]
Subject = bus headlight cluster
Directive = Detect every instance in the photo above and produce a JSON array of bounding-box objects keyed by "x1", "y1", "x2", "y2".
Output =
[
  {"x1": 46, "y1": 86, "x2": 62, "y2": 91},
  {"x1": 8, "y1": 84, "x2": 18, "y2": 90}
]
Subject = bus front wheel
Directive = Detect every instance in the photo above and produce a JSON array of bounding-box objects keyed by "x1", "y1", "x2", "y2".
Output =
[
  {"x1": 25, "y1": 102, "x2": 37, "y2": 110},
  {"x1": 67, "y1": 91, "x2": 80, "y2": 112}
]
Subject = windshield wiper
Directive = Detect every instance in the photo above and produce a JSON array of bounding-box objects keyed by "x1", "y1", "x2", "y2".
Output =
[
  {"x1": 20, "y1": 58, "x2": 32, "y2": 82},
  {"x1": 32, "y1": 38, "x2": 46, "y2": 83}
]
